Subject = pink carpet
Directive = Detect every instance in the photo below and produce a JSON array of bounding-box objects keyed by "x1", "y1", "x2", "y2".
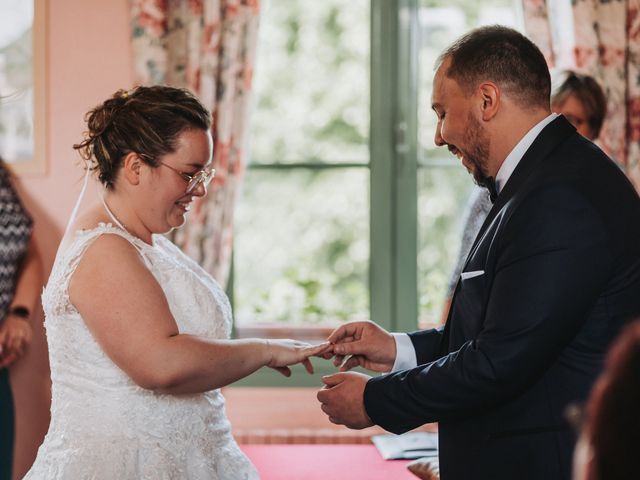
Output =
[{"x1": 241, "y1": 444, "x2": 415, "y2": 480}]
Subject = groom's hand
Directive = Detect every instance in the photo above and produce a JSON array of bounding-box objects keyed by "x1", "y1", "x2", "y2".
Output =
[
  {"x1": 317, "y1": 372, "x2": 373, "y2": 430},
  {"x1": 326, "y1": 321, "x2": 396, "y2": 373}
]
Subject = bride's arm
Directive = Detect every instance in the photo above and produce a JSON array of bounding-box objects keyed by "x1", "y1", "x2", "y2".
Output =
[{"x1": 68, "y1": 234, "x2": 325, "y2": 394}]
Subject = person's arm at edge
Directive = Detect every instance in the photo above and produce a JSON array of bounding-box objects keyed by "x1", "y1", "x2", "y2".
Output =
[
  {"x1": 10, "y1": 236, "x2": 43, "y2": 319},
  {"x1": 0, "y1": 236, "x2": 43, "y2": 365}
]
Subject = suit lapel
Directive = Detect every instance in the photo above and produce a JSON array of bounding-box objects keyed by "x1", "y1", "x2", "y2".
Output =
[
  {"x1": 442, "y1": 116, "x2": 577, "y2": 334},
  {"x1": 464, "y1": 116, "x2": 576, "y2": 267}
]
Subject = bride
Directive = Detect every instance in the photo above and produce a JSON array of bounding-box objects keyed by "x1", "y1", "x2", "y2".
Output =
[{"x1": 25, "y1": 86, "x2": 327, "y2": 479}]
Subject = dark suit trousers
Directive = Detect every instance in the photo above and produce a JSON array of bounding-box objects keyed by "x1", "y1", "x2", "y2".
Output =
[{"x1": 0, "y1": 368, "x2": 14, "y2": 480}]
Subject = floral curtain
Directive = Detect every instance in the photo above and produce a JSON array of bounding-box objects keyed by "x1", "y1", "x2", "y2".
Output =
[
  {"x1": 130, "y1": 0, "x2": 260, "y2": 285},
  {"x1": 522, "y1": 0, "x2": 640, "y2": 192}
]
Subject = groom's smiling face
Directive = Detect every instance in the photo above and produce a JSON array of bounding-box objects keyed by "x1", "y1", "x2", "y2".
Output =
[{"x1": 431, "y1": 57, "x2": 492, "y2": 189}]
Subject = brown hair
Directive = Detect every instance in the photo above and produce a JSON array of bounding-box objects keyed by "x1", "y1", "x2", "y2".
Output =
[
  {"x1": 74, "y1": 85, "x2": 212, "y2": 189},
  {"x1": 437, "y1": 25, "x2": 551, "y2": 110},
  {"x1": 551, "y1": 71, "x2": 607, "y2": 140},
  {"x1": 585, "y1": 320, "x2": 640, "y2": 480}
]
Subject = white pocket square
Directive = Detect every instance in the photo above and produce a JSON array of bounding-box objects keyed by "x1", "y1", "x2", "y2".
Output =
[{"x1": 460, "y1": 270, "x2": 485, "y2": 280}]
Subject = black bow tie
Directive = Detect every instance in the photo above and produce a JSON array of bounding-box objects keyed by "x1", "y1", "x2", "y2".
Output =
[{"x1": 485, "y1": 177, "x2": 498, "y2": 203}]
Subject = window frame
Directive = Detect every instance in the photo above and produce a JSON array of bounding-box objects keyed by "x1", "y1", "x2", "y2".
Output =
[
  {"x1": 231, "y1": 0, "x2": 420, "y2": 386},
  {"x1": 1, "y1": 0, "x2": 47, "y2": 175}
]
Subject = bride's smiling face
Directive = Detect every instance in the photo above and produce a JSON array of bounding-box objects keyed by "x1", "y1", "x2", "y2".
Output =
[{"x1": 140, "y1": 128, "x2": 214, "y2": 234}]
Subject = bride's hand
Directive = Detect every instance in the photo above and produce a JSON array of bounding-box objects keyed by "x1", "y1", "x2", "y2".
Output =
[{"x1": 265, "y1": 340, "x2": 332, "y2": 377}]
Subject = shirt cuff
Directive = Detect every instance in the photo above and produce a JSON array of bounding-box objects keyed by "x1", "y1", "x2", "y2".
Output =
[{"x1": 391, "y1": 333, "x2": 417, "y2": 372}]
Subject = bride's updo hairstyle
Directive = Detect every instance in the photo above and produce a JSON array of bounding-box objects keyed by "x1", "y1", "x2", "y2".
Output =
[{"x1": 74, "y1": 85, "x2": 212, "y2": 189}]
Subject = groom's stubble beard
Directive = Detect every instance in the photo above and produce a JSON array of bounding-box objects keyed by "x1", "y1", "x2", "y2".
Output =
[{"x1": 463, "y1": 112, "x2": 492, "y2": 188}]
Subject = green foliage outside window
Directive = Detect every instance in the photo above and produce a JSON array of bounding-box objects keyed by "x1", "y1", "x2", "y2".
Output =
[
  {"x1": 250, "y1": 0, "x2": 369, "y2": 165},
  {"x1": 234, "y1": 0, "x2": 519, "y2": 329}
]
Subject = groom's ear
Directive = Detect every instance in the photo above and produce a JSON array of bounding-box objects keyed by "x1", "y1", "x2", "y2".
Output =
[{"x1": 478, "y1": 81, "x2": 500, "y2": 121}]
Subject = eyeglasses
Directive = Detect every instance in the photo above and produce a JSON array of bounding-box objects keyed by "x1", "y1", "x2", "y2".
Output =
[{"x1": 160, "y1": 162, "x2": 215, "y2": 194}]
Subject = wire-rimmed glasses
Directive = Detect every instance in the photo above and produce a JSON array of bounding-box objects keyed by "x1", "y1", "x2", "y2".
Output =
[{"x1": 160, "y1": 161, "x2": 215, "y2": 194}]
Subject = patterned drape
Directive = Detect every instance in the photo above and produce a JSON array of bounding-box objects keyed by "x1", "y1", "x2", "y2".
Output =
[
  {"x1": 130, "y1": 0, "x2": 260, "y2": 285},
  {"x1": 523, "y1": 0, "x2": 640, "y2": 192}
]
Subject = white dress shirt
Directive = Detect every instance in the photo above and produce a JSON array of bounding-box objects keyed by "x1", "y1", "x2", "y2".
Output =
[{"x1": 391, "y1": 113, "x2": 558, "y2": 372}]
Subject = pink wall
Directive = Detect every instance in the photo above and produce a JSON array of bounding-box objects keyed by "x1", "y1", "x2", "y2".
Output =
[{"x1": 10, "y1": 1, "x2": 133, "y2": 477}]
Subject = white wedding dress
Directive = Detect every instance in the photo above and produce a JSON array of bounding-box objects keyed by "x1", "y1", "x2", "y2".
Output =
[{"x1": 24, "y1": 223, "x2": 259, "y2": 479}]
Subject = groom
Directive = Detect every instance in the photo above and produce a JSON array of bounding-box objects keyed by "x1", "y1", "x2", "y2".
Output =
[{"x1": 317, "y1": 25, "x2": 640, "y2": 480}]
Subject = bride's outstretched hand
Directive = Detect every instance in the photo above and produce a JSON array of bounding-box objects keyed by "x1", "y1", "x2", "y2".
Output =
[{"x1": 266, "y1": 340, "x2": 333, "y2": 377}]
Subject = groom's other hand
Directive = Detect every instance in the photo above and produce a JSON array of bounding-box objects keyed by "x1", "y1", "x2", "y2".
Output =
[
  {"x1": 327, "y1": 321, "x2": 396, "y2": 372},
  {"x1": 317, "y1": 372, "x2": 373, "y2": 429}
]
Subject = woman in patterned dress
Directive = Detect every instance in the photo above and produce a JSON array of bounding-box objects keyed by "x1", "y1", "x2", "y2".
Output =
[{"x1": 0, "y1": 159, "x2": 43, "y2": 480}]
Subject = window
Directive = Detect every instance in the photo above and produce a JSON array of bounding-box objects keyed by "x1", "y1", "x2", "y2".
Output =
[
  {"x1": 232, "y1": 0, "x2": 521, "y2": 383},
  {"x1": 234, "y1": 0, "x2": 370, "y2": 336},
  {"x1": 0, "y1": 0, "x2": 46, "y2": 174}
]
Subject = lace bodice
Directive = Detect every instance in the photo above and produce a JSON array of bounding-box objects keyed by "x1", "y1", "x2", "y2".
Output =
[{"x1": 25, "y1": 224, "x2": 258, "y2": 479}]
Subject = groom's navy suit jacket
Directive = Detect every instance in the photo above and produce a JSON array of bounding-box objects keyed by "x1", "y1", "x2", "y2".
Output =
[{"x1": 364, "y1": 116, "x2": 640, "y2": 480}]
